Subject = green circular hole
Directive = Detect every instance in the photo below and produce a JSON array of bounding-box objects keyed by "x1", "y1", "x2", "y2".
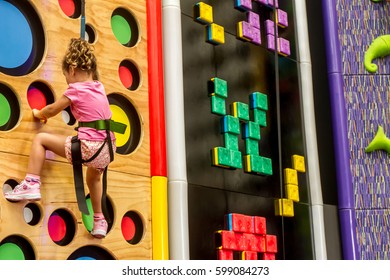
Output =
[
  {"x1": 0, "y1": 83, "x2": 20, "y2": 131},
  {"x1": 111, "y1": 15, "x2": 131, "y2": 45},
  {"x1": 81, "y1": 197, "x2": 94, "y2": 231},
  {"x1": 0, "y1": 93, "x2": 11, "y2": 126},
  {"x1": 0, "y1": 235, "x2": 35, "y2": 260},
  {"x1": 0, "y1": 243, "x2": 25, "y2": 260},
  {"x1": 111, "y1": 8, "x2": 139, "y2": 47}
]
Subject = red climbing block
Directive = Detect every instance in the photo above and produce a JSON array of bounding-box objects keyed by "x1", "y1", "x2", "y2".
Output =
[
  {"x1": 255, "y1": 234, "x2": 266, "y2": 252},
  {"x1": 241, "y1": 251, "x2": 258, "y2": 260},
  {"x1": 265, "y1": 234, "x2": 277, "y2": 253},
  {"x1": 235, "y1": 232, "x2": 249, "y2": 251},
  {"x1": 217, "y1": 249, "x2": 233, "y2": 260},
  {"x1": 260, "y1": 253, "x2": 276, "y2": 260},
  {"x1": 225, "y1": 213, "x2": 254, "y2": 233},
  {"x1": 253, "y1": 216, "x2": 266, "y2": 235},
  {"x1": 215, "y1": 230, "x2": 237, "y2": 250},
  {"x1": 242, "y1": 233, "x2": 260, "y2": 252}
]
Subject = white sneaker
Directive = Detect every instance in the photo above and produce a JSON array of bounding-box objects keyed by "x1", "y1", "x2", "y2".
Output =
[{"x1": 5, "y1": 178, "x2": 41, "y2": 201}]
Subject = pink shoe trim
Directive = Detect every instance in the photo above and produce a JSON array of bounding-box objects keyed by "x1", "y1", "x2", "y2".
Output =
[{"x1": 91, "y1": 219, "x2": 108, "y2": 239}]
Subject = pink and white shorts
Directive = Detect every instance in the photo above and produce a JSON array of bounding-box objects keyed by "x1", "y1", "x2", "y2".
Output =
[{"x1": 65, "y1": 136, "x2": 116, "y2": 173}]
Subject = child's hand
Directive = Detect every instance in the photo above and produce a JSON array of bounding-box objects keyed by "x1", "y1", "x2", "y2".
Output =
[
  {"x1": 32, "y1": 108, "x2": 39, "y2": 118},
  {"x1": 32, "y1": 109, "x2": 47, "y2": 123}
]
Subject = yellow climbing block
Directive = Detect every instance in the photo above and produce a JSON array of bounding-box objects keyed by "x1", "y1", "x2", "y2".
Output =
[
  {"x1": 285, "y1": 184, "x2": 299, "y2": 202},
  {"x1": 284, "y1": 168, "x2": 298, "y2": 185},
  {"x1": 207, "y1": 23, "x2": 225, "y2": 44},
  {"x1": 194, "y1": 2, "x2": 213, "y2": 24},
  {"x1": 292, "y1": 154, "x2": 305, "y2": 173},
  {"x1": 274, "y1": 198, "x2": 294, "y2": 217}
]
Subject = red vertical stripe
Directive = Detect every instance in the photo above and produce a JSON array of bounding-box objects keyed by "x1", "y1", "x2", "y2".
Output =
[{"x1": 147, "y1": 0, "x2": 167, "y2": 176}]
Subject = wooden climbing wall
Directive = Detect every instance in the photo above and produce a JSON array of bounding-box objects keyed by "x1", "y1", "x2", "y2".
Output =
[{"x1": 0, "y1": 0, "x2": 152, "y2": 260}]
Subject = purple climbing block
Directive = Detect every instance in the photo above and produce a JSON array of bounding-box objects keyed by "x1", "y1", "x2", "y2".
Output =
[
  {"x1": 267, "y1": 34, "x2": 275, "y2": 51},
  {"x1": 278, "y1": 37, "x2": 290, "y2": 56},
  {"x1": 235, "y1": 0, "x2": 252, "y2": 11},
  {"x1": 252, "y1": 27, "x2": 261, "y2": 45},
  {"x1": 247, "y1": 11, "x2": 260, "y2": 29},
  {"x1": 238, "y1": 21, "x2": 254, "y2": 41},
  {"x1": 277, "y1": 9, "x2": 288, "y2": 28},
  {"x1": 265, "y1": 20, "x2": 277, "y2": 36}
]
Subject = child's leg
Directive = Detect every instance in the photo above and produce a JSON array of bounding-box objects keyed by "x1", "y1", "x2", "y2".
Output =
[
  {"x1": 86, "y1": 166, "x2": 108, "y2": 238},
  {"x1": 5, "y1": 132, "x2": 67, "y2": 201},
  {"x1": 86, "y1": 167, "x2": 103, "y2": 213},
  {"x1": 27, "y1": 132, "x2": 67, "y2": 175}
]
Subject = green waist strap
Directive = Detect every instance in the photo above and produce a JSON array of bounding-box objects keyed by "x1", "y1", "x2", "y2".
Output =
[{"x1": 78, "y1": 119, "x2": 127, "y2": 134}]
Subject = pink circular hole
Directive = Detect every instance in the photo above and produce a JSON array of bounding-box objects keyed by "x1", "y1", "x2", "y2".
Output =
[
  {"x1": 27, "y1": 87, "x2": 46, "y2": 110},
  {"x1": 48, "y1": 213, "x2": 66, "y2": 242}
]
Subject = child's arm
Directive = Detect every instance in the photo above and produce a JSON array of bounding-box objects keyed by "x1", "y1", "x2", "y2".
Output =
[{"x1": 33, "y1": 95, "x2": 71, "y2": 122}]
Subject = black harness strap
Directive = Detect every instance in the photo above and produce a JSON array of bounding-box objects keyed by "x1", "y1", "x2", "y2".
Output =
[
  {"x1": 71, "y1": 136, "x2": 90, "y2": 215},
  {"x1": 71, "y1": 119, "x2": 125, "y2": 222},
  {"x1": 101, "y1": 120, "x2": 113, "y2": 223}
]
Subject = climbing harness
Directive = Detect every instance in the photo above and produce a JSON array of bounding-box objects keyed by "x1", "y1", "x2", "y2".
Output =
[{"x1": 71, "y1": 119, "x2": 126, "y2": 222}]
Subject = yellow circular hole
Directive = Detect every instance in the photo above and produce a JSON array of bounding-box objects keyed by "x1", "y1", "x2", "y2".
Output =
[{"x1": 110, "y1": 104, "x2": 130, "y2": 148}]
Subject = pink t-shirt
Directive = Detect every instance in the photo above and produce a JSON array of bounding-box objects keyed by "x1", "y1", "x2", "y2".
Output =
[{"x1": 64, "y1": 81, "x2": 115, "y2": 141}]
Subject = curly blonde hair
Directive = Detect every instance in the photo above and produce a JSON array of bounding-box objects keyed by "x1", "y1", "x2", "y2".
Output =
[{"x1": 62, "y1": 38, "x2": 99, "y2": 80}]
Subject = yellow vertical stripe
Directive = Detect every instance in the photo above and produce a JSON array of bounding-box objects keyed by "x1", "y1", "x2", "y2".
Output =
[{"x1": 152, "y1": 176, "x2": 169, "y2": 259}]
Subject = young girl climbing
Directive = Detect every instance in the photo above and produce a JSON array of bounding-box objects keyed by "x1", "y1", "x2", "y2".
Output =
[{"x1": 5, "y1": 38, "x2": 116, "y2": 239}]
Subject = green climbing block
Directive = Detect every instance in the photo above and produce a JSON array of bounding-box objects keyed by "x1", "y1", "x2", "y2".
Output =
[
  {"x1": 212, "y1": 146, "x2": 231, "y2": 167},
  {"x1": 251, "y1": 155, "x2": 264, "y2": 173},
  {"x1": 245, "y1": 138, "x2": 259, "y2": 155},
  {"x1": 261, "y1": 156, "x2": 273, "y2": 175},
  {"x1": 230, "y1": 149, "x2": 243, "y2": 169},
  {"x1": 221, "y1": 115, "x2": 240, "y2": 135},
  {"x1": 243, "y1": 154, "x2": 255, "y2": 173},
  {"x1": 231, "y1": 101, "x2": 250, "y2": 121},
  {"x1": 224, "y1": 133, "x2": 239, "y2": 151},
  {"x1": 210, "y1": 95, "x2": 226, "y2": 115},
  {"x1": 253, "y1": 108, "x2": 267, "y2": 127},
  {"x1": 250, "y1": 92, "x2": 268, "y2": 111},
  {"x1": 208, "y1": 77, "x2": 228, "y2": 98},
  {"x1": 244, "y1": 155, "x2": 272, "y2": 175},
  {"x1": 242, "y1": 121, "x2": 261, "y2": 140}
]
